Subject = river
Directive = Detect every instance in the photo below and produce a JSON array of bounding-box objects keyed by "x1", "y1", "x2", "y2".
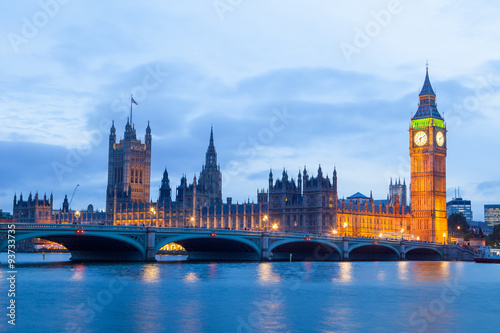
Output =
[{"x1": 0, "y1": 253, "x2": 498, "y2": 332}]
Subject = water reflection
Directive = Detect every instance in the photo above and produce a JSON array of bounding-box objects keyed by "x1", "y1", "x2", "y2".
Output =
[
  {"x1": 257, "y1": 262, "x2": 282, "y2": 282},
  {"x1": 70, "y1": 263, "x2": 86, "y2": 281},
  {"x1": 184, "y1": 272, "x2": 200, "y2": 282},
  {"x1": 397, "y1": 261, "x2": 410, "y2": 281},
  {"x1": 141, "y1": 264, "x2": 160, "y2": 283},
  {"x1": 208, "y1": 263, "x2": 218, "y2": 279},
  {"x1": 406, "y1": 262, "x2": 451, "y2": 282},
  {"x1": 332, "y1": 262, "x2": 352, "y2": 283}
]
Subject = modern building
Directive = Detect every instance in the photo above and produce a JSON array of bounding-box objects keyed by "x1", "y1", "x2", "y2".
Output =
[
  {"x1": 484, "y1": 204, "x2": 500, "y2": 226},
  {"x1": 447, "y1": 197, "x2": 473, "y2": 223}
]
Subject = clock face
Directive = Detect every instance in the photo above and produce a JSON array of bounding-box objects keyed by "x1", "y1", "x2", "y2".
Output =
[
  {"x1": 436, "y1": 131, "x2": 445, "y2": 146},
  {"x1": 414, "y1": 131, "x2": 427, "y2": 146}
]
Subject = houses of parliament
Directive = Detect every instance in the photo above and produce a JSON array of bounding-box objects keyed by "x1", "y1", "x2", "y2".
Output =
[{"x1": 12, "y1": 69, "x2": 448, "y2": 243}]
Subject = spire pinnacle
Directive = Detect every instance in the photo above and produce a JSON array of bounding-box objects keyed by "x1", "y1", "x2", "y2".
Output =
[{"x1": 209, "y1": 125, "x2": 214, "y2": 148}]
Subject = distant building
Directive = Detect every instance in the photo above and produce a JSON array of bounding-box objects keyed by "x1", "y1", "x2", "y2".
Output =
[
  {"x1": 13, "y1": 192, "x2": 53, "y2": 223},
  {"x1": 12, "y1": 192, "x2": 104, "y2": 224},
  {"x1": 53, "y1": 196, "x2": 106, "y2": 224},
  {"x1": 470, "y1": 221, "x2": 493, "y2": 236},
  {"x1": 447, "y1": 197, "x2": 473, "y2": 223},
  {"x1": 484, "y1": 204, "x2": 500, "y2": 226},
  {"x1": 0, "y1": 209, "x2": 12, "y2": 222}
]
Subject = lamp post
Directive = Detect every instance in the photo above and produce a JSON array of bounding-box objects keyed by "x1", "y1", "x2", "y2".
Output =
[
  {"x1": 149, "y1": 206, "x2": 156, "y2": 227},
  {"x1": 190, "y1": 216, "x2": 195, "y2": 228},
  {"x1": 332, "y1": 229, "x2": 338, "y2": 237},
  {"x1": 343, "y1": 222, "x2": 347, "y2": 237},
  {"x1": 272, "y1": 223, "x2": 278, "y2": 232},
  {"x1": 401, "y1": 228, "x2": 404, "y2": 241},
  {"x1": 443, "y1": 233, "x2": 447, "y2": 245},
  {"x1": 75, "y1": 210, "x2": 81, "y2": 224},
  {"x1": 263, "y1": 215, "x2": 268, "y2": 231}
]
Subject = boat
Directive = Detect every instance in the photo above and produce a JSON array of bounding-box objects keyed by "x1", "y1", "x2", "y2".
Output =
[{"x1": 474, "y1": 246, "x2": 500, "y2": 263}]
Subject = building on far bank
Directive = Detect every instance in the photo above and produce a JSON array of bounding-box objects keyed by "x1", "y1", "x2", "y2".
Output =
[
  {"x1": 469, "y1": 221, "x2": 493, "y2": 236},
  {"x1": 0, "y1": 209, "x2": 12, "y2": 222},
  {"x1": 12, "y1": 192, "x2": 105, "y2": 224},
  {"x1": 484, "y1": 204, "x2": 500, "y2": 226},
  {"x1": 447, "y1": 196, "x2": 473, "y2": 223}
]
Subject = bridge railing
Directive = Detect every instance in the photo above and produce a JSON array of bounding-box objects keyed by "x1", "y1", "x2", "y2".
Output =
[{"x1": 0, "y1": 223, "x2": 147, "y2": 232}]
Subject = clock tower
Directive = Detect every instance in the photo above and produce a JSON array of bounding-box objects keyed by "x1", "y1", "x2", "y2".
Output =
[{"x1": 409, "y1": 67, "x2": 448, "y2": 243}]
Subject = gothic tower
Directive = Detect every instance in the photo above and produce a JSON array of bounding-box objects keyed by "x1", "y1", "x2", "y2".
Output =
[
  {"x1": 158, "y1": 168, "x2": 172, "y2": 205},
  {"x1": 409, "y1": 67, "x2": 447, "y2": 242},
  {"x1": 106, "y1": 120, "x2": 152, "y2": 223},
  {"x1": 198, "y1": 126, "x2": 222, "y2": 204}
]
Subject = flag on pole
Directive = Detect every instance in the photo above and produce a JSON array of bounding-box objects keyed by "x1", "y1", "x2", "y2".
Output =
[{"x1": 131, "y1": 96, "x2": 138, "y2": 105}]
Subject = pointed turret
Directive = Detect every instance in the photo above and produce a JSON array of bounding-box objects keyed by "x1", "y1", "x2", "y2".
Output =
[
  {"x1": 145, "y1": 121, "x2": 152, "y2": 145},
  {"x1": 412, "y1": 66, "x2": 443, "y2": 120},
  {"x1": 159, "y1": 167, "x2": 172, "y2": 204},
  {"x1": 269, "y1": 168, "x2": 273, "y2": 188}
]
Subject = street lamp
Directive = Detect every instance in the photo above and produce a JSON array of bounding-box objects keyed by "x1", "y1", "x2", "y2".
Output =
[
  {"x1": 263, "y1": 215, "x2": 268, "y2": 231},
  {"x1": 190, "y1": 216, "x2": 195, "y2": 228},
  {"x1": 332, "y1": 229, "x2": 338, "y2": 236},
  {"x1": 401, "y1": 228, "x2": 404, "y2": 240},
  {"x1": 75, "y1": 210, "x2": 81, "y2": 224},
  {"x1": 379, "y1": 232, "x2": 383, "y2": 238},
  {"x1": 149, "y1": 206, "x2": 156, "y2": 227},
  {"x1": 272, "y1": 223, "x2": 278, "y2": 231},
  {"x1": 443, "y1": 233, "x2": 447, "y2": 245},
  {"x1": 343, "y1": 222, "x2": 347, "y2": 237}
]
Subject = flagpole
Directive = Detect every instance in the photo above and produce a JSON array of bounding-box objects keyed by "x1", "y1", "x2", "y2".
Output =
[{"x1": 130, "y1": 94, "x2": 133, "y2": 124}]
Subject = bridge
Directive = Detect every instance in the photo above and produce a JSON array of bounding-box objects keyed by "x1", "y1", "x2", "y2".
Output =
[{"x1": 0, "y1": 223, "x2": 475, "y2": 262}]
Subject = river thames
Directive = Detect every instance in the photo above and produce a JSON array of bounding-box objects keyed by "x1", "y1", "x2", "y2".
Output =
[{"x1": 0, "y1": 253, "x2": 498, "y2": 332}]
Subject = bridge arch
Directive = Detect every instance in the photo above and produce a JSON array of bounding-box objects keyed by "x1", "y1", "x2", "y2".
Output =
[
  {"x1": 155, "y1": 234, "x2": 261, "y2": 261},
  {"x1": 269, "y1": 239, "x2": 342, "y2": 261},
  {"x1": 405, "y1": 246, "x2": 443, "y2": 261},
  {"x1": 348, "y1": 242, "x2": 400, "y2": 261},
  {"x1": 0, "y1": 231, "x2": 146, "y2": 261}
]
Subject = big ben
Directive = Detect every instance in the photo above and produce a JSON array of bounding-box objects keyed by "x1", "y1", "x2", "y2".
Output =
[{"x1": 410, "y1": 67, "x2": 448, "y2": 243}]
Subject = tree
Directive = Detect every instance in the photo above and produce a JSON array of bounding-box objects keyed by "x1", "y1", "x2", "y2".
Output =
[
  {"x1": 487, "y1": 224, "x2": 500, "y2": 247},
  {"x1": 448, "y1": 213, "x2": 469, "y2": 234}
]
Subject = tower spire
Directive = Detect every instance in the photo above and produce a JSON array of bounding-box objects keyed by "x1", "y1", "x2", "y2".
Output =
[{"x1": 209, "y1": 125, "x2": 214, "y2": 148}]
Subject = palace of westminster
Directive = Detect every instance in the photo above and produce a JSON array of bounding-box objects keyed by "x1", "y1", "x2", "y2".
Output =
[{"x1": 12, "y1": 69, "x2": 448, "y2": 243}]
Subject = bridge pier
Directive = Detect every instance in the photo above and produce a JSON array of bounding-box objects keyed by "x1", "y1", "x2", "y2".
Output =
[
  {"x1": 145, "y1": 228, "x2": 157, "y2": 262},
  {"x1": 400, "y1": 243, "x2": 406, "y2": 260},
  {"x1": 261, "y1": 232, "x2": 270, "y2": 261},
  {"x1": 342, "y1": 238, "x2": 349, "y2": 261}
]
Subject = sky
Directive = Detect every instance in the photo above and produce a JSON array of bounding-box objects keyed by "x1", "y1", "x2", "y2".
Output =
[{"x1": 1, "y1": 0, "x2": 499, "y2": 220}]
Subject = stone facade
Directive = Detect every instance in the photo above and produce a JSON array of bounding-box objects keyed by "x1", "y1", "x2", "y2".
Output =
[
  {"x1": 13, "y1": 192, "x2": 53, "y2": 224},
  {"x1": 106, "y1": 119, "x2": 152, "y2": 223}
]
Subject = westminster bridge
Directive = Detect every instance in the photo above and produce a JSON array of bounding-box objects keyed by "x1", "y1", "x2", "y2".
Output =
[{"x1": 0, "y1": 223, "x2": 475, "y2": 262}]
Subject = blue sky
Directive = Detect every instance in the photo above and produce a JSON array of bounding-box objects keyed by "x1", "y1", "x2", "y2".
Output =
[{"x1": 1, "y1": 1, "x2": 499, "y2": 220}]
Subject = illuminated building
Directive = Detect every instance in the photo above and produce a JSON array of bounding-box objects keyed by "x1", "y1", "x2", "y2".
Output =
[
  {"x1": 106, "y1": 118, "x2": 152, "y2": 223},
  {"x1": 447, "y1": 196, "x2": 473, "y2": 223},
  {"x1": 484, "y1": 204, "x2": 500, "y2": 226}
]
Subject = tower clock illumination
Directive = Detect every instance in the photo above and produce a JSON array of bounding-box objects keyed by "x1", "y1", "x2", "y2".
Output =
[
  {"x1": 436, "y1": 131, "x2": 445, "y2": 146},
  {"x1": 414, "y1": 131, "x2": 427, "y2": 146},
  {"x1": 409, "y1": 66, "x2": 448, "y2": 243}
]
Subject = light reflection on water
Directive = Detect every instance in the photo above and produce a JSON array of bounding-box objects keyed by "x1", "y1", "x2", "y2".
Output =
[{"x1": 0, "y1": 253, "x2": 498, "y2": 333}]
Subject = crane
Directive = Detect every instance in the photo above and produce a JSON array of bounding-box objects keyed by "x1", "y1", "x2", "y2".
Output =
[{"x1": 69, "y1": 184, "x2": 79, "y2": 210}]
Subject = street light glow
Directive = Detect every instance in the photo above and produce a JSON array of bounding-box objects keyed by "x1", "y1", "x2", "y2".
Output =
[{"x1": 272, "y1": 223, "x2": 278, "y2": 230}]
